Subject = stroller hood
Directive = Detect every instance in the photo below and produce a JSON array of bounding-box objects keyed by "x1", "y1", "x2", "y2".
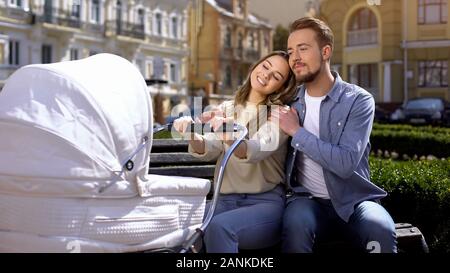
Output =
[
  {"x1": 0, "y1": 53, "x2": 153, "y2": 197},
  {"x1": 0, "y1": 54, "x2": 211, "y2": 252}
]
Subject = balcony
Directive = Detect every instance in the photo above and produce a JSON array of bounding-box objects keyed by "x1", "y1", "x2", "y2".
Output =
[
  {"x1": 84, "y1": 23, "x2": 105, "y2": 34},
  {"x1": 220, "y1": 47, "x2": 233, "y2": 60},
  {"x1": 347, "y1": 28, "x2": 378, "y2": 47},
  {"x1": 107, "y1": 20, "x2": 145, "y2": 40},
  {"x1": 165, "y1": 38, "x2": 184, "y2": 48},
  {"x1": 0, "y1": 6, "x2": 33, "y2": 24},
  {"x1": 244, "y1": 48, "x2": 260, "y2": 63},
  {"x1": 38, "y1": 8, "x2": 81, "y2": 29},
  {"x1": 233, "y1": 47, "x2": 243, "y2": 60}
]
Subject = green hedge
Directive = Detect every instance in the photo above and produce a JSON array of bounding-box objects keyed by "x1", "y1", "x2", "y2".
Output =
[
  {"x1": 370, "y1": 157, "x2": 450, "y2": 253},
  {"x1": 371, "y1": 124, "x2": 450, "y2": 158},
  {"x1": 153, "y1": 130, "x2": 174, "y2": 139}
]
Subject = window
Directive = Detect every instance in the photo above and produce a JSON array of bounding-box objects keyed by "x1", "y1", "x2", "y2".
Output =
[
  {"x1": 238, "y1": 69, "x2": 244, "y2": 85},
  {"x1": 249, "y1": 32, "x2": 255, "y2": 48},
  {"x1": 171, "y1": 17, "x2": 178, "y2": 38},
  {"x1": 264, "y1": 32, "x2": 269, "y2": 48},
  {"x1": 146, "y1": 61, "x2": 153, "y2": 79},
  {"x1": 224, "y1": 66, "x2": 232, "y2": 88},
  {"x1": 238, "y1": 33, "x2": 243, "y2": 49},
  {"x1": 418, "y1": 0, "x2": 448, "y2": 24},
  {"x1": 41, "y1": 44, "x2": 52, "y2": 64},
  {"x1": 347, "y1": 8, "x2": 378, "y2": 46},
  {"x1": 170, "y1": 63, "x2": 177, "y2": 83},
  {"x1": 70, "y1": 48, "x2": 79, "y2": 60},
  {"x1": 224, "y1": 26, "x2": 232, "y2": 48},
  {"x1": 44, "y1": 0, "x2": 53, "y2": 23},
  {"x1": 152, "y1": 57, "x2": 164, "y2": 79},
  {"x1": 8, "y1": 40, "x2": 19, "y2": 66},
  {"x1": 155, "y1": 13, "x2": 162, "y2": 35},
  {"x1": 9, "y1": 0, "x2": 23, "y2": 7},
  {"x1": 348, "y1": 64, "x2": 379, "y2": 98},
  {"x1": 236, "y1": 0, "x2": 244, "y2": 16},
  {"x1": 418, "y1": 60, "x2": 448, "y2": 87},
  {"x1": 72, "y1": 0, "x2": 81, "y2": 18},
  {"x1": 405, "y1": 98, "x2": 444, "y2": 110},
  {"x1": 138, "y1": 8, "x2": 145, "y2": 26},
  {"x1": 91, "y1": 0, "x2": 100, "y2": 23},
  {"x1": 116, "y1": 1, "x2": 122, "y2": 20},
  {"x1": 116, "y1": 1, "x2": 122, "y2": 33}
]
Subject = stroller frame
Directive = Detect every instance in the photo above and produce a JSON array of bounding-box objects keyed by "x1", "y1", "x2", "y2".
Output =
[{"x1": 150, "y1": 122, "x2": 248, "y2": 253}]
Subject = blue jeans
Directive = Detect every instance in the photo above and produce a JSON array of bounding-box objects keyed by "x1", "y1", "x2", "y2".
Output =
[
  {"x1": 282, "y1": 195, "x2": 397, "y2": 253},
  {"x1": 203, "y1": 185, "x2": 285, "y2": 253}
]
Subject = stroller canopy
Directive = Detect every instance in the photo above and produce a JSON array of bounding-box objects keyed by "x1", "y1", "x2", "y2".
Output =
[
  {"x1": 0, "y1": 53, "x2": 153, "y2": 197},
  {"x1": 0, "y1": 54, "x2": 211, "y2": 252}
]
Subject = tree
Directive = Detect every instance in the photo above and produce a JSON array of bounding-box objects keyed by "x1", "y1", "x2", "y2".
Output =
[{"x1": 273, "y1": 24, "x2": 289, "y2": 51}]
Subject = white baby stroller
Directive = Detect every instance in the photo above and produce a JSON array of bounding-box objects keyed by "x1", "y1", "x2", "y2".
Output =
[{"x1": 0, "y1": 53, "x2": 246, "y2": 253}]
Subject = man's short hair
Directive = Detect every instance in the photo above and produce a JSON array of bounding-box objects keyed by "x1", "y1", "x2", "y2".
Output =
[{"x1": 289, "y1": 17, "x2": 334, "y2": 51}]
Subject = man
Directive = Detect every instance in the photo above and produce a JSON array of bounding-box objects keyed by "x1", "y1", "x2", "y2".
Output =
[{"x1": 271, "y1": 17, "x2": 397, "y2": 253}]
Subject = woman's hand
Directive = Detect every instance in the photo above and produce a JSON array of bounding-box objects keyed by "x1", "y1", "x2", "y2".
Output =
[
  {"x1": 197, "y1": 109, "x2": 225, "y2": 124},
  {"x1": 173, "y1": 116, "x2": 195, "y2": 140},
  {"x1": 208, "y1": 115, "x2": 234, "y2": 142},
  {"x1": 173, "y1": 116, "x2": 206, "y2": 154},
  {"x1": 206, "y1": 115, "x2": 247, "y2": 159}
]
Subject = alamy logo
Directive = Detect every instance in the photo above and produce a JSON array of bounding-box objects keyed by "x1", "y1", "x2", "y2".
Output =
[
  {"x1": 367, "y1": 241, "x2": 381, "y2": 253},
  {"x1": 367, "y1": 0, "x2": 381, "y2": 5},
  {"x1": 170, "y1": 97, "x2": 283, "y2": 152},
  {"x1": 66, "y1": 240, "x2": 81, "y2": 253}
]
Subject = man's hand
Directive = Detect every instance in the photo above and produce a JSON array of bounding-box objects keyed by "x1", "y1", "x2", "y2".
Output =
[{"x1": 271, "y1": 106, "x2": 301, "y2": 137}]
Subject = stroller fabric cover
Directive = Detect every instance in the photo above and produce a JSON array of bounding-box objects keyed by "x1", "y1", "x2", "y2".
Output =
[{"x1": 0, "y1": 53, "x2": 210, "y2": 252}]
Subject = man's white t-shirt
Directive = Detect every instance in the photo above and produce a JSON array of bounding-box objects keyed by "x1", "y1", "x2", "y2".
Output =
[{"x1": 295, "y1": 90, "x2": 330, "y2": 199}]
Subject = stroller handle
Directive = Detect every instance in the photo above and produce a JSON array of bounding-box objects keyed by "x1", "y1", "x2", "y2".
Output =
[{"x1": 178, "y1": 123, "x2": 248, "y2": 253}]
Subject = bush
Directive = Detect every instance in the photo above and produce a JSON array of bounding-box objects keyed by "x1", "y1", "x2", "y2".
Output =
[
  {"x1": 153, "y1": 130, "x2": 174, "y2": 139},
  {"x1": 371, "y1": 124, "x2": 450, "y2": 158},
  {"x1": 370, "y1": 157, "x2": 450, "y2": 253}
]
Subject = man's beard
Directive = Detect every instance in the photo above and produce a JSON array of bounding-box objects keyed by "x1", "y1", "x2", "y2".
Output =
[
  {"x1": 295, "y1": 57, "x2": 324, "y2": 84},
  {"x1": 296, "y1": 67, "x2": 321, "y2": 84},
  {"x1": 295, "y1": 64, "x2": 322, "y2": 84}
]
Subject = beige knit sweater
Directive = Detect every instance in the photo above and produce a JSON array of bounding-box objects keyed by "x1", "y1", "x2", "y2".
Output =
[{"x1": 188, "y1": 101, "x2": 288, "y2": 194}]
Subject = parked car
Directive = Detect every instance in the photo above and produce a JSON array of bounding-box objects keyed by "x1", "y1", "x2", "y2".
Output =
[
  {"x1": 374, "y1": 105, "x2": 391, "y2": 123},
  {"x1": 390, "y1": 107, "x2": 406, "y2": 123},
  {"x1": 401, "y1": 97, "x2": 450, "y2": 126}
]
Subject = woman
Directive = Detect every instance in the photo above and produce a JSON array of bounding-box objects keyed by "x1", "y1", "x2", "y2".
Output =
[{"x1": 173, "y1": 51, "x2": 297, "y2": 253}]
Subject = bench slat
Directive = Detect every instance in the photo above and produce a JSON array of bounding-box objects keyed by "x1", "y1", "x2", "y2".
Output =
[
  {"x1": 149, "y1": 165, "x2": 215, "y2": 178},
  {"x1": 151, "y1": 139, "x2": 189, "y2": 152},
  {"x1": 150, "y1": 153, "x2": 215, "y2": 165}
]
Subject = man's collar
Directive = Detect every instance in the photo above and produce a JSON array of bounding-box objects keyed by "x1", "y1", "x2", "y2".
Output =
[{"x1": 327, "y1": 71, "x2": 343, "y2": 103}]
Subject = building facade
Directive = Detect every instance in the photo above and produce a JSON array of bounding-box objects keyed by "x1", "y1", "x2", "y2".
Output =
[
  {"x1": 0, "y1": 0, "x2": 190, "y2": 121},
  {"x1": 319, "y1": 0, "x2": 449, "y2": 103},
  {"x1": 189, "y1": 0, "x2": 272, "y2": 105}
]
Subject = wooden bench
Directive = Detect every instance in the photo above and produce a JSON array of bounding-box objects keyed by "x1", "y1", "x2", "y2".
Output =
[
  {"x1": 149, "y1": 139, "x2": 429, "y2": 253},
  {"x1": 150, "y1": 139, "x2": 216, "y2": 179}
]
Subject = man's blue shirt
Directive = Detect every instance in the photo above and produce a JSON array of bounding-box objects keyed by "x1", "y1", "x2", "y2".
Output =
[{"x1": 285, "y1": 71, "x2": 386, "y2": 222}]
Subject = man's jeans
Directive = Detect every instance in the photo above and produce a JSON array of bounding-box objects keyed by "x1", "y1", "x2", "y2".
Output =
[
  {"x1": 282, "y1": 194, "x2": 397, "y2": 253},
  {"x1": 203, "y1": 185, "x2": 285, "y2": 253}
]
